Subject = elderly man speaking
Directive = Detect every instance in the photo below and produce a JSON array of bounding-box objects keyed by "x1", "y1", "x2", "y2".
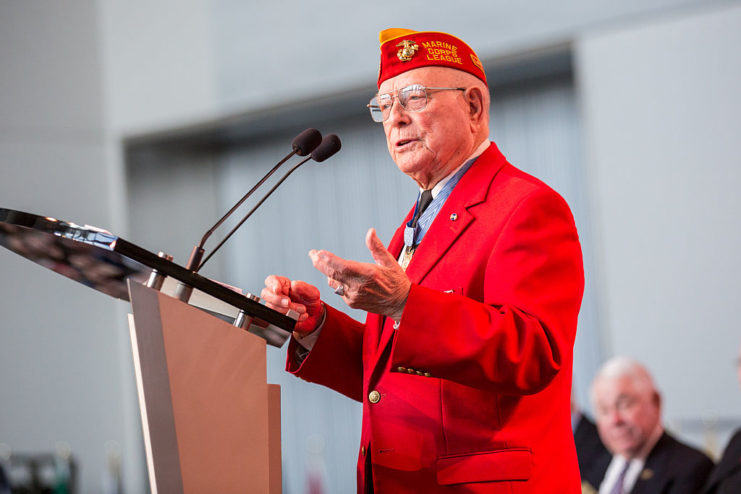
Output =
[{"x1": 261, "y1": 28, "x2": 584, "y2": 493}]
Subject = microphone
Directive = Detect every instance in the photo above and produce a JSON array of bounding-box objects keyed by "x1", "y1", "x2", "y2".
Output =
[
  {"x1": 310, "y1": 134, "x2": 342, "y2": 162},
  {"x1": 179, "y1": 128, "x2": 322, "y2": 277},
  {"x1": 291, "y1": 128, "x2": 324, "y2": 156},
  {"x1": 195, "y1": 134, "x2": 342, "y2": 272},
  {"x1": 195, "y1": 128, "x2": 321, "y2": 254}
]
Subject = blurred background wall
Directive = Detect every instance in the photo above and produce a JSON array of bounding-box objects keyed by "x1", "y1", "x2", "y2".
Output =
[{"x1": 1, "y1": 0, "x2": 739, "y2": 492}]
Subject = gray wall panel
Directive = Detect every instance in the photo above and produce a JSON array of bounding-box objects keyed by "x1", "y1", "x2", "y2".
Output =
[
  {"x1": 576, "y1": 1, "x2": 741, "y2": 452},
  {"x1": 0, "y1": 1, "x2": 138, "y2": 493}
]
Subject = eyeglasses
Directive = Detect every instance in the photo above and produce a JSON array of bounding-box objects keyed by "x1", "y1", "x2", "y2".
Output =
[{"x1": 367, "y1": 84, "x2": 465, "y2": 122}]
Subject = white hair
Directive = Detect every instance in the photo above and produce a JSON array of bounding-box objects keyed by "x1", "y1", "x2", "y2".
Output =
[{"x1": 590, "y1": 356, "x2": 659, "y2": 405}]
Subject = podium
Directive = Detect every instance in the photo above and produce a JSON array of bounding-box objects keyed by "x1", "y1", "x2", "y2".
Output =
[{"x1": 0, "y1": 208, "x2": 292, "y2": 493}]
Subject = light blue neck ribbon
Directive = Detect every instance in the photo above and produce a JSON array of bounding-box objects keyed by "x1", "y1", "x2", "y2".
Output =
[{"x1": 403, "y1": 157, "x2": 476, "y2": 249}]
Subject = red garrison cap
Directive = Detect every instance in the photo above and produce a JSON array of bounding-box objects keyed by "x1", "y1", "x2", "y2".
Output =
[{"x1": 377, "y1": 28, "x2": 487, "y2": 88}]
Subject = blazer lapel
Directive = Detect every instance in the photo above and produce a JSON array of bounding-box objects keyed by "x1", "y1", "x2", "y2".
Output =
[
  {"x1": 366, "y1": 209, "x2": 412, "y2": 366},
  {"x1": 373, "y1": 143, "x2": 508, "y2": 360},
  {"x1": 388, "y1": 212, "x2": 410, "y2": 260},
  {"x1": 405, "y1": 142, "x2": 506, "y2": 286},
  {"x1": 630, "y1": 433, "x2": 669, "y2": 494}
]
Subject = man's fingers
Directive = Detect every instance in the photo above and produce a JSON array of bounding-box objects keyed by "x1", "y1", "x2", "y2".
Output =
[
  {"x1": 290, "y1": 280, "x2": 321, "y2": 305},
  {"x1": 309, "y1": 249, "x2": 365, "y2": 284},
  {"x1": 365, "y1": 228, "x2": 397, "y2": 268},
  {"x1": 309, "y1": 249, "x2": 341, "y2": 278},
  {"x1": 260, "y1": 286, "x2": 291, "y2": 310},
  {"x1": 261, "y1": 277, "x2": 323, "y2": 334},
  {"x1": 264, "y1": 275, "x2": 290, "y2": 295},
  {"x1": 262, "y1": 275, "x2": 309, "y2": 313},
  {"x1": 262, "y1": 275, "x2": 289, "y2": 307}
]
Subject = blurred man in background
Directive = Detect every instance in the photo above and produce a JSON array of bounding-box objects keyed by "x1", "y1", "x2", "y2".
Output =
[
  {"x1": 702, "y1": 340, "x2": 741, "y2": 493},
  {"x1": 590, "y1": 356, "x2": 713, "y2": 494}
]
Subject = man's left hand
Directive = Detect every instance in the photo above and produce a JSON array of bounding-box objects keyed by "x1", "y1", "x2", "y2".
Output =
[{"x1": 309, "y1": 228, "x2": 411, "y2": 321}]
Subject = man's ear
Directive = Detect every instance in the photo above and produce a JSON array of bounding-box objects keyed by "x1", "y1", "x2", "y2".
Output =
[{"x1": 465, "y1": 86, "x2": 485, "y2": 123}]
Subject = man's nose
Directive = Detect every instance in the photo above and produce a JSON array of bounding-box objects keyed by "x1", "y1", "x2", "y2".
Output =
[
  {"x1": 386, "y1": 98, "x2": 411, "y2": 125},
  {"x1": 607, "y1": 408, "x2": 624, "y2": 425}
]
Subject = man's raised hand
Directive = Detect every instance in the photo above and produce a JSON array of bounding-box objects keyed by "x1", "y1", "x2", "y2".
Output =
[{"x1": 309, "y1": 228, "x2": 411, "y2": 321}]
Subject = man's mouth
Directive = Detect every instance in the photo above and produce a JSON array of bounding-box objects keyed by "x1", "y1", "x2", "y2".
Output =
[{"x1": 396, "y1": 138, "x2": 417, "y2": 148}]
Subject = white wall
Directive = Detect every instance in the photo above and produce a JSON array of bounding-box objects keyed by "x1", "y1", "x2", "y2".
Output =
[
  {"x1": 0, "y1": 0, "x2": 138, "y2": 492},
  {"x1": 576, "y1": 2, "x2": 741, "y2": 437},
  {"x1": 209, "y1": 0, "x2": 712, "y2": 112},
  {"x1": 97, "y1": 0, "x2": 718, "y2": 135},
  {"x1": 98, "y1": 0, "x2": 217, "y2": 135}
]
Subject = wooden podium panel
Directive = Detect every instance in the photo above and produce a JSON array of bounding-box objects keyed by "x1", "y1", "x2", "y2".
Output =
[{"x1": 128, "y1": 281, "x2": 281, "y2": 493}]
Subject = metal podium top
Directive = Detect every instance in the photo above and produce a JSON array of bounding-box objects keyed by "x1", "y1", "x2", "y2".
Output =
[{"x1": 0, "y1": 207, "x2": 295, "y2": 335}]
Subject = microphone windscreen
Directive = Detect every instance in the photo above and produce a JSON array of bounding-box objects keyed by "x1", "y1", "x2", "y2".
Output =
[
  {"x1": 292, "y1": 128, "x2": 322, "y2": 156},
  {"x1": 311, "y1": 134, "x2": 341, "y2": 162}
]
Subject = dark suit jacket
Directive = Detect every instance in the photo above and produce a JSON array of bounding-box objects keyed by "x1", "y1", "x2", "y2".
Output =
[
  {"x1": 584, "y1": 431, "x2": 713, "y2": 494},
  {"x1": 630, "y1": 432, "x2": 714, "y2": 494},
  {"x1": 0, "y1": 463, "x2": 9, "y2": 494},
  {"x1": 574, "y1": 414, "x2": 611, "y2": 492},
  {"x1": 704, "y1": 428, "x2": 741, "y2": 494}
]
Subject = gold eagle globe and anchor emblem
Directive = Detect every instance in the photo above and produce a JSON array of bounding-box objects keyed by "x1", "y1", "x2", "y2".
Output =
[{"x1": 396, "y1": 40, "x2": 419, "y2": 62}]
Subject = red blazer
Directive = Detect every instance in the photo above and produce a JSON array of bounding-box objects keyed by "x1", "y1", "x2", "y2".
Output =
[{"x1": 287, "y1": 142, "x2": 584, "y2": 493}]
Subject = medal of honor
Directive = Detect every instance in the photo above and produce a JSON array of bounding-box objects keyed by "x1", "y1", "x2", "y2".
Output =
[{"x1": 400, "y1": 245, "x2": 415, "y2": 271}]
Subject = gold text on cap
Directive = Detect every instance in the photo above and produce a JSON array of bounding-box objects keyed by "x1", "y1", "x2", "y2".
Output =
[
  {"x1": 470, "y1": 53, "x2": 483, "y2": 72},
  {"x1": 396, "y1": 40, "x2": 419, "y2": 62}
]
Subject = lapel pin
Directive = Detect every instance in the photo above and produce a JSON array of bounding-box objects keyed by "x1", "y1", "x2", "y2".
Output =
[
  {"x1": 640, "y1": 468, "x2": 654, "y2": 480},
  {"x1": 450, "y1": 213, "x2": 458, "y2": 221}
]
